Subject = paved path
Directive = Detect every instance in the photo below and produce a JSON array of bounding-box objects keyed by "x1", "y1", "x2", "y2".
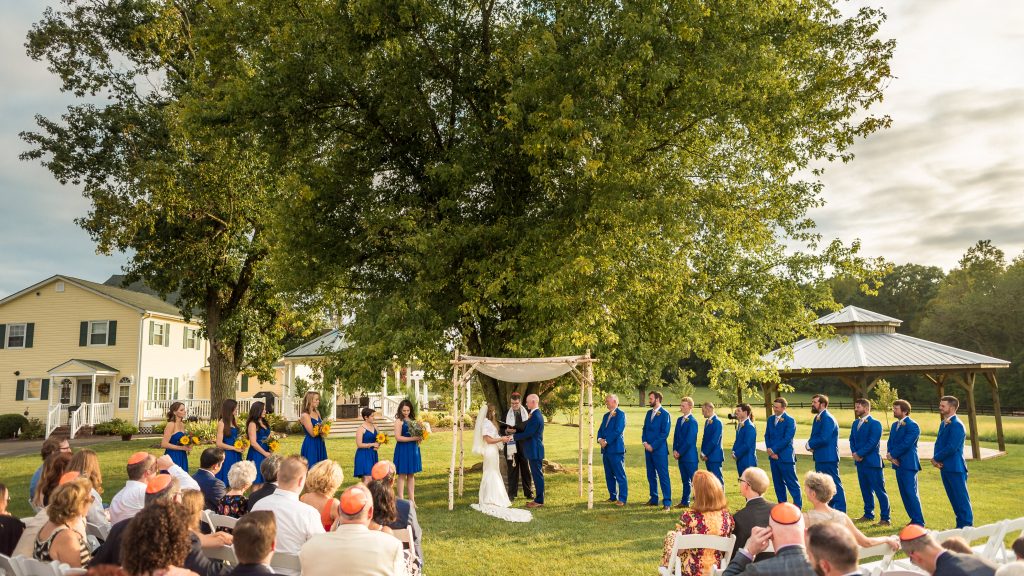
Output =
[
  {"x1": 0, "y1": 435, "x2": 161, "y2": 457},
  {"x1": 756, "y1": 439, "x2": 1004, "y2": 461}
]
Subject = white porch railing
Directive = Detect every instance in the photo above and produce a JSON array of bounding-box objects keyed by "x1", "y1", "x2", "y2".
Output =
[
  {"x1": 281, "y1": 398, "x2": 301, "y2": 420},
  {"x1": 141, "y1": 399, "x2": 212, "y2": 421},
  {"x1": 69, "y1": 404, "x2": 88, "y2": 439},
  {"x1": 89, "y1": 403, "x2": 114, "y2": 426},
  {"x1": 46, "y1": 404, "x2": 62, "y2": 438}
]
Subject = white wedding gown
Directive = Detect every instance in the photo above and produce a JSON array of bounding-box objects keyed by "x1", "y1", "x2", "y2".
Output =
[{"x1": 471, "y1": 420, "x2": 532, "y2": 522}]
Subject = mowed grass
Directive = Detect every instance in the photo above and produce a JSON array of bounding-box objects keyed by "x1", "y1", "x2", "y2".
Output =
[{"x1": 3, "y1": 405, "x2": 1023, "y2": 576}]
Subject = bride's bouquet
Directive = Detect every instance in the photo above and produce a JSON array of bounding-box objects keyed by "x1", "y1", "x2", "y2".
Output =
[{"x1": 408, "y1": 420, "x2": 431, "y2": 442}]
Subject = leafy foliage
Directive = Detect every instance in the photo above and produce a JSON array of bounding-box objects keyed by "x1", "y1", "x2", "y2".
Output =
[
  {"x1": 0, "y1": 414, "x2": 30, "y2": 439},
  {"x1": 871, "y1": 379, "x2": 899, "y2": 429}
]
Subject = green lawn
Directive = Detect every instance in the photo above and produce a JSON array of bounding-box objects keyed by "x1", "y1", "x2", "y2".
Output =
[{"x1": 3, "y1": 406, "x2": 1022, "y2": 576}]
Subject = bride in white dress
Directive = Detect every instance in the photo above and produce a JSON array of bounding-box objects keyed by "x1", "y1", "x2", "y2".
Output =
[{"x1": 471, "y1": 404, "x2": 533, "y2": 522}]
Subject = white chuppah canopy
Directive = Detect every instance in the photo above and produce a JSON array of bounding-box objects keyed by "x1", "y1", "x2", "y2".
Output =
[{"x1": 447, "y1": 351, "x2": 599, "y2": 511}]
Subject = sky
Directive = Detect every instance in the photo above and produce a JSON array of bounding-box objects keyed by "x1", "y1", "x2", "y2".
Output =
[{"x1": 1, "y1": 1, "x2": 1023, "y2": 299}]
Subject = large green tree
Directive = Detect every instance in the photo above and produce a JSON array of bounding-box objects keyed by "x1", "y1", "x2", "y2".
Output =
[
  {"x1": 830, "y1": 263, "x2": 946, "y2": 332},
  {"x1": 20, "y1": 0, "x2": 314, "y2": 410},
  {"x1": 208, "y1": 0, "x2": 891, "y2": 413}
]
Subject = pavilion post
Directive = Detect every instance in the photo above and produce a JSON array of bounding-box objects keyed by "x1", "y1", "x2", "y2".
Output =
[
  {"x1": 959, "y1": 371, "x2": 981, "y2": 460},
  {"x1": 983, "y1": 371, "x2": 1006, "y2": 452},
  {"x1": 459, "y1": 376, "x2": 468, "y2": 496},
  {"x1": 448, "y1": 351, "x2": 460, "y2": 510},
  {"x1": 761, "y1": 382, "x2": 773, "y2": 420},
  {"x1": 586, "y1": 352, "x2": 595, "y2": 510}
]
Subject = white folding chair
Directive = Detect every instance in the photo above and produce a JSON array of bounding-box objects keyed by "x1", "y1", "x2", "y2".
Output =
[
  {"x1": 202, "y1": 545, "x2": 237, "y2": 565},
  {"x1": 858, "y1": 542, "x2": 897, "y2": 576},
  {"x1": 392, "y1": 528, "x2": 420, "y2": 571},
  {"x1": 269, "y1": 552, "x2": 302, "y2": 573},
  {"x1": 13, "y1": 558, "x2": 61, "y2": 576},
  {"x1": 998, "y1": 517, "x2": 1024, "y2": 563},
  {"x1": 1, "y1": 553, "x2": 24, "y2": 576},
  {"x1": 666, "y1": 534, "x2": 737, "y2": 576},
  {"x1": 85, "y1": 522, "x2": 109, "y2": 541},
  {"x1": 966, "y1": 522, "x2": 1006, "y2": 562},
  {"x1": 931, "y1": 527, "x2": 966, "y2": 543},
  {"x1": 206, "y1": 513, "x2": 238, "y2": 531}
]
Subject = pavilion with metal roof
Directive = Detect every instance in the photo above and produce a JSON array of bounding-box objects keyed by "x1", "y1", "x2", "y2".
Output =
[{"x1": 762, "y1": 305, "x2": 1010, "y2": 459}]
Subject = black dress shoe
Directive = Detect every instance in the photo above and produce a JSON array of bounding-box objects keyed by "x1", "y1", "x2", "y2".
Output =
[
  {"x1": 645, "y1": 501, "x2": 659, "y2": 506},
  {"x1": 875, "y1": 520, "x2": 892, "y2": 527}
]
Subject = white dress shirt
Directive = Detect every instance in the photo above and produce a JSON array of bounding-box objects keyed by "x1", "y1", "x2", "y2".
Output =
[
  {"x1": 108, "y1": 480, "x2": 147, "y2": 524},
  {"x1": 300, "y1": 523, "x2": 406, "y2": 576},
  {"x1": 252, "y1": 488, "x2": 325, "y2": 576}
]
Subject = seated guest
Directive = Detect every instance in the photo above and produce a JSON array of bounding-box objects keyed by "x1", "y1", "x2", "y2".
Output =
[
  {"x1": 733, "y1": 467, "x2": 774, "y2": 562},
  {"x1": 245, "y1": 455, "x2": 282, "y2": 513},
  {"x1": 109, "y1": 453, "x2": 198, "y2": 524},
  {"x1": 802, "y1": 472, "x2": 898, "y2": 550},
  {"x1": 996, "y1": 565, "x2": 1024, "y2": 576},
  {"x1": 230, "y1": 511, "x2": 277, "y2": 576},
  {"x1": 33, "y1": 476, "x2": 93, "y2": 568},
  {"x1": 68, "y1": 449, "x2": 111, "y2": 532},
  {"x1": 194, "y1": 448, "x2": 227, "y2": 510},
  {"x1": 0, "y1": 482, "x2": 27, "y2": 556},
  {"x1": 371, "y1": 461, "x2": 424, "y2": 568},
  {"x1": 120, "y1": 500, "x2": 194, "y2": 576},
  {"x1": 33, "y1": 451, "x2": 73, "y2": 509},
  {"x1": 181, "y1": 490, "x2": 232, "y2": 576},
  {"x1": 660, "y1": 470, "x2": 736, "y2": 576},
  {"x1": 218, "y1": 460, "x2": 257, "y2": 518},
  {"x1": 29, "y1": 435, "x2": 71, "y2": 505},
  {"x1": 941, "y1": 536, "x2": 974, "y2": 555},
  {"x1": 367, "y1": 480, "x2": 396, "y2": 535},
  {"x1": 300, "y1": 484, "x2": 406, "y2": 576},
  {"x1": 722, "y1": 502, "x2": 815, "y2": 576},
  {"x1": 299, "y1": 459, "x2": 344, "y2": 531},
  {"x1": 805, "y1": 522, "x2": 860, "y2": 576},
  {"x1": 899, "y1": 525, "x2": 997, "y2": 576},
  {"x1": 1013, "y1": 535, "x2": 1024, "y2": 561},
  {"x1": 250, "y1": 456, "x2": 324, "y2": 575}
]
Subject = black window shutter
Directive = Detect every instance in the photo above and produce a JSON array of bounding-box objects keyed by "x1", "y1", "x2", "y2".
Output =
[
  {"x1": 241, "y1": 375, "x2": 249, "y2": 392},
  {"x1": 79, "y1": 321, "x2": 89, "y2": 346},
  {"x1": 25, "y1": 323, "x2": 35, "y2": 348},
  {"x1": 108, "y1": 320, "x2": 117, "y2": 346},
  {"x1": 41, "y1": 378, "x2": 50, "y2": 401},
  {"x1": 0, "y1": 324, "x2": 5, "y2": 349},
  {"x1": 16, "y1": 379, "x2": 25, "y2": 401}
]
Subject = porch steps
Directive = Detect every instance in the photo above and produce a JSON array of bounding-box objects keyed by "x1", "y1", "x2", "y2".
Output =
[
  {"x1": 50, "y1": 425, "x2": 94, "y2": 438},
  {"x1": 328, "y1": 416, "x2": 394, "y2": 438}
]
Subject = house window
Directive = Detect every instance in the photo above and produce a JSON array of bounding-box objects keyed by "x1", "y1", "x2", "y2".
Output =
[
  {"x1": 118, "y1": 377, "x2": 132, "y2": 409},
  {"x1": 23, "y1": 379, "x2": 42, "y2": 400},
  {"x1": 187, "y1": 379, "x2": 195, "y2": 400},
  {"x1": 148, "y1": 377, "x2": 178, "y2": 401},
  {"x1": 6, "y1": 324, "x2": 26, "y2": 348},
  {"x1": 55, "y1": 281, "x2": 65, "y2": 292},
  {"x1": 151, "y1": 322, "x2": 167, "y2": 346},
  {"x1": 184, "y1": 328, "x2": 199, "y2": 350},
  {"x1": 89, "y1": 321, "x2": 109, "y2": 345}
]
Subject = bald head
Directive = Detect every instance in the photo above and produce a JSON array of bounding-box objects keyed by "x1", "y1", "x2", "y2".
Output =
[{"x1": 525, "y1": 394, "x2": 539, "y2": 410}]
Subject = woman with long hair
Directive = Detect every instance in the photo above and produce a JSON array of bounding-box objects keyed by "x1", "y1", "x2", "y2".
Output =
[
  {"x1": 161, "y1": 401, "x2": 191, "y2": 472},
  {"x1": 33, "y1": 452, "x2": 73, "y2": 508},
  {"x1": 34, "y1": 477, "x2": 93, "y2": 568},
  {"x1": 120, "y1": 500, "x2": 192, "y2": 576},
  {"x1": 299, "y1": 391, "x2": 329, "y2": 468},
  {"x1": 354, "y1": 407, "x2": 380, "y2": 481},
  {"x1": 299, "y1": 459, "x2": 344, "y2": 531},
  {"x1": 245, "y1": 401, "x2": 272, "y2": 487},
  {"x1": 658, "y1": 470, "x2": 736, "y2": 576},
  {"x1": 67, "y1": 449, "x2": 109, "y2": 529},
  {"x1": 215, "y1": 399, "x2": 243, "y2": 485},
  {"x1": 392, "y1": 399, "x2": 423, "y2": 503},
  {"x1": 366, "y1": 479, "x2": 396, "y2": 534},
  {"x1": 0, "y1": 482, "x2": 26, "y2": 556}
]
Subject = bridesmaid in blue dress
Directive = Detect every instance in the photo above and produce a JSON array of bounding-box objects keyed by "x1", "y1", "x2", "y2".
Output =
[
  {"x1": 393, "y1": 399, "x2": 423, "y2": 504},
  {"x1": 299, "y1": 391, "x2": 329, "y2": 469},
  {"x1": 354, "y1": 407, "x2": 380, "y2": 480},
  {"x1": 245, "y1": 401, "x2": 273, "y2": 487},
  {"x1": 161, "y1": 402, "x2": 191, "y2": 472},
  {"x1": 215, "y1": 399, "x2": 243, "y2": 485}
]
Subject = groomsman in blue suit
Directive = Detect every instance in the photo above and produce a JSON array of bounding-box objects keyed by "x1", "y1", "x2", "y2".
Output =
[
  {"x1": 642, "y1": 391, "x2": 672, "y2": 510},
  {"x1": 597, "y1": 394, "x2": 627, "y2": 506},
  {"x1": 732, "y1": 403, "x2": 757, "y2": 477},
  {"x1": 805, "y1": 393, "x2": 846, "y2": 511},
  {"x1": 514, "y1": 393, "x2": 546, "y2": 508},
  {"x1": 700, "y1": 402, "x2": 725, "y2": 485},
  {"x1": 886, "y1": 399, "x2": 924, "y2": 526},
  {"x1": 931, "y1": 395, "x2": 973, "y2": 528},
  {"x1": 765, "y1": 397, "x2": 801, "y2": 506},
  {"x1": 672, "y1": 397, "x2": 699, "y2": 508},
  {"x1": 850, "y1": 398, "x2": 890, "y2": 526}
]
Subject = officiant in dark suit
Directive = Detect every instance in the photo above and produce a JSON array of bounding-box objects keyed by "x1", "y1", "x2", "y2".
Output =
[{"x1": 503, "y1": 392, "x2": 534, "y2": 501}]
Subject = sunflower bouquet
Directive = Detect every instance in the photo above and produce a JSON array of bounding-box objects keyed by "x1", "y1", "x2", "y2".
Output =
[
  {"x1": 267, "y1": 432, "x2": 284, "y2": 453},
  {"x1": 375, "y1": 432, "x2": 389, "y2": 446},
  {"x1": 319, "y1": 421, "x2": 332, "y2": 438},
  {"x1": 311, "y1": 424, "x2": 321, "y2": 437},
  {"x1": 407, "y1": 421, "x2": 432, "y2": 442},
  {"x1": 179, "y1": 435, "x2": 201, "y2": 446},
  {"x1": 233, "y1": 437, "x2": 250, "y2": 452}
]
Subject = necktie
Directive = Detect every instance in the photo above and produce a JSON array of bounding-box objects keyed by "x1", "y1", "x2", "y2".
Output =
[
  {"x1": 650, "y1": 410, "x2": 656, "y2": 422},
  {"x1": 775, "y1": 416, "x2": 782, "y2": 425},
  {"x1": 857, "y1": 419, "x2": 863, "y2": 430}
]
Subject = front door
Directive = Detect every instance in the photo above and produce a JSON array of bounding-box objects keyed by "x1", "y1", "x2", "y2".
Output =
[{"x1": 77, "y1": 378, "x2": 93, "y2": 406}]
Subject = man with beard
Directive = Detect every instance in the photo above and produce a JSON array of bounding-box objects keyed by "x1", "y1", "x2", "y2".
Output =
[
  {"x1": 805, "y1": 522, "x2": 860, "y2": 576},
  {"x1": 931, "y1": 396, "x2": 973, "y2": 528},
  {"x1": 503, "y1": 392, "x2": 534, "y2": 501},
  {"x1": 849, "y1": 398, "x2": 890, "y2": 526},
  {"x1": 805, "y1": 394, "x2": 845, "y2": 511},
  {"x1": 642, "y1": 391, "x2": 672, "y2": 510},
  {"x1": 886, "y1": 399, "x2": 924, "y2": 526}
]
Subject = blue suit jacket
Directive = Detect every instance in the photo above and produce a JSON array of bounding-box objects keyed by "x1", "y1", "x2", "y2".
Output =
[
  {"x1": 642, "y1": 407, "x2": 671, "y2": 454},
  {"x1": 701, "y1": 416, "x2": 724, "y2": 463},
  {"x1": 192, "y1": 468, "x2": 226, "y2": 511},
  {"x1": 934, "y1": 415, "x2": 967, "y2": 473},
  {"x1": 514, "y1": 409, "x2": 545, "y2": 461},
  {"x1": 732, "y1": 420, "x2": 757, "y2": 470},
  {"x1": 849, "y1": 415, "x2": 884, "y2": 469},
  {"x1": 764, "y1": 413, "x2": 796, "y2": 463},
  {"x1": 888, "y1": 417, "x2": 921, "y2": 471},
  {"x1": 673, "y1": 414, "x2": 699, "y2": 463},
  {"x1": 807, "y1": 410, "x2": 840, "y2": 463},
  {"x1": 597, "y1": 409, "x2": 626, "y2": 455}
]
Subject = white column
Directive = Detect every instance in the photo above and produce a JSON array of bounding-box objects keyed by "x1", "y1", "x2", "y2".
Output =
[
  {"x1": 90, "y1": 374, "x2": 97, "y2": 424},
  {"x1": 464, "y1": 379, "x2": 471, "y2": 412},
  {"x1": 381, "y1": 369, "x2": 388, "y2": 399}
]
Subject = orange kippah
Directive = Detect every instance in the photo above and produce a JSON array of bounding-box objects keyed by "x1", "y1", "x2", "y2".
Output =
[
  {"x1": 899, "y1": 524, "x2": 928, "y2": 542},
  {"x1": 128, "y1": 451, "x2": 150, "y2": 465},
  {"x1": 59, "y1": 471, "x2": 81, "y2": 486},
  {"x1": 769, "y1": 502, "x2": 802, "y2": 525},
  {"x1": 339, "y1": 487, "x2": 369, "y2": 515},
  {"x1": 146, "y1": 474, "x2": 173, "y2": 494},
  {"x1": 371, "y1": 460, "x2": 395, "y2": 480}
]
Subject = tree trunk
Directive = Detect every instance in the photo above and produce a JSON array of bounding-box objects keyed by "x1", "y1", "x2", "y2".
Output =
[{"x1": 205, "y1": 299, "x2": 242, "y2": 417}]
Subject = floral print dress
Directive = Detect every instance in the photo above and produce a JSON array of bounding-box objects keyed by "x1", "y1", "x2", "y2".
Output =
[{"x1": 659, "y1": 509, "x2": 736, "y2": 576}]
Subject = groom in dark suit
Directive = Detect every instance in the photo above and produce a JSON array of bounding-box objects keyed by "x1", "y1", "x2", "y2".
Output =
[{"x1": 514, "y1": 393, "x2": 546, "y2": 508}]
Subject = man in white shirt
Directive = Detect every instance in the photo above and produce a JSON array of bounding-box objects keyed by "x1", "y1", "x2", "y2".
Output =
[
  {"x1": 108, "y1": 452, "x2": 198, "y2": 523},
  {"x1": 301, "y1": 484, "x2": 406, "y2": 576},
  {"x1": 251, "y1": 455, "x2": 324, "y2": 576}
]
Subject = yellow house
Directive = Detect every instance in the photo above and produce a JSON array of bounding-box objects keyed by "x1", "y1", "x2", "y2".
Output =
[{"x1": 0, "y1": 275, "x2": 210, "y2": 436}]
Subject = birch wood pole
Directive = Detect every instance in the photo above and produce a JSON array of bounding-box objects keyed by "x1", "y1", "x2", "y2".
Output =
[
  {"x1": 586, "y1": 350, "x2": 595, "y2": 509},
  {"x1": 447, "y1": 350, "x2": 460, "y2": 510}
]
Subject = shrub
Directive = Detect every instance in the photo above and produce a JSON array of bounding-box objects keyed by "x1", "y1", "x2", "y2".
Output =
[
  {"x1": 151, "y1": 421, "x2": 167, "y2": 435},
  {"x1": 95, "y1": 418, "x2": 129, "y2": 435},
  {"x1": 0, "y1": 414, "x2": 30, "y2": 439},
  {"x1": 22, "y1": 418, "x2": 46, "y2": 439},
  {"x1": 111, "y1": 420, "x2": 139, "y2": 436},
  {"x1": 287, "y1": 422, "x2": 305, "y2": 435},
  {"x1": 185, "y1": 420, "x2": 216, "y2": 443},
  {"x1": 419, "y1": 411, "x2": 442, "y2": 428},
  {"x1": 267, "y1": 412, "x2": 289, "y2": 433}
]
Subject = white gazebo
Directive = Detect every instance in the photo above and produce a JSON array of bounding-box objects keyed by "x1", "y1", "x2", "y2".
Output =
[{"x1": 447, "y1": 350, "x2": 598, "y2": 510}]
